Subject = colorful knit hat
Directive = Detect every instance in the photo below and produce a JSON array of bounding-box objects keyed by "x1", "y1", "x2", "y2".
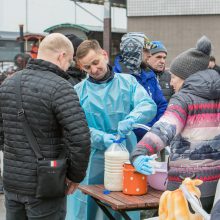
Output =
[
  {"x1": 120, "y1": 32, "x2": 151, "y2": 75},
  {"x1": 150, "y1": 41, "x2": 167, "y2": 55}
]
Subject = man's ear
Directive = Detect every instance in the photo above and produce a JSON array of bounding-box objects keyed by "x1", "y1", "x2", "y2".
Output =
[
  {"x1": 57, "y1": 51, "x2": 64, "y2": 62},
  {"x1": 102, "y1": 50, "x2": 108, "y2": 58},
  {"x1": 102, "y1": 50, "x2": 109, "y2": 63}
]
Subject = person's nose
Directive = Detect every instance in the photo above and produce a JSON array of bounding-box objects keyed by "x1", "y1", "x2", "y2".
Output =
[
  {"x1": 90, "y1": 65, "x2": 97, "y2": 74},
  {"x1": 160, "y1": 58, "x2": 165, "y2": 64}
]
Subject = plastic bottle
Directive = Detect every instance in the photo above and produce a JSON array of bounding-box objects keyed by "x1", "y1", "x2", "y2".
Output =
[{"x1": 104, "y1": 138, "x2": 129, "y2": 191}]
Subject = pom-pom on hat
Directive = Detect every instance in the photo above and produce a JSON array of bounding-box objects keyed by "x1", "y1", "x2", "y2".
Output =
[{"x1": 170, "y1": 36, "x2": 212, "y2": 80}]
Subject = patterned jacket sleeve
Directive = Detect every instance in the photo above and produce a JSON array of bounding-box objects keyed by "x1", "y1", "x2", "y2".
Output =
[
  {"x1": 130, "y1": 93, "x2": 188, "y2": 163},
  {"x1": 52, "y1": 82, "x2": 91, "y2": 183}
]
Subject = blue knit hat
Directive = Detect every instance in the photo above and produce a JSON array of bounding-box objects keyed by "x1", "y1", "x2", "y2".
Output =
[{"x1": 150, "y1": 41, "x2": 167, "y2": 55}]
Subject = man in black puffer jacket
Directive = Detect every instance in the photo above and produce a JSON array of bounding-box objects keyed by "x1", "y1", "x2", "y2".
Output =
[{"x1": 0, "y1": 33, "x2": 91, "y2": 220}]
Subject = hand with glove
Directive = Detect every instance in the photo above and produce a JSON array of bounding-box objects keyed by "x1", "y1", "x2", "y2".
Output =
[
  {"x1": 133, "y1": 155, "x2": 154, "y2": 175},
  {"x1": 103, "y1": 133, "x2": 115, "y2": 148},
  {"x1": 118, "y1": 119, "x2": 135, "y2": 137}
]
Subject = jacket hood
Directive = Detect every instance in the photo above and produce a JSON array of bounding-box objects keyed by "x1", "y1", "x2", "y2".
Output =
[{"x1": 181, "y1": 69, "x2": 220, "y2": 100}]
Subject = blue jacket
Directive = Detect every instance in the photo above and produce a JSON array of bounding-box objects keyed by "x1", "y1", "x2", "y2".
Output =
[{"x1": 113, "y1": 55, "x2": 168, "y2": 141}]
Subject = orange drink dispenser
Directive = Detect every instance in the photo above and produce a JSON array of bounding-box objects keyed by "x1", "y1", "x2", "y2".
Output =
[{"x1": 123, "y1": 162, "x2": 147, "y2": 195}]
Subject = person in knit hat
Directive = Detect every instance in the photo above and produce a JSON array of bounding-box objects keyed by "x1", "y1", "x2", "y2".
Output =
[
  {"x1": 131, "y1": 35, "x2": 220, "y2": 213},
  {"x1": 117, "y1": 32, "x2": 152, "y2": 74},
  {"x1": 169, "y1": 35, "x2": 212, "y2": 92},
  {"x1": 113, "y1": 32, "x2": 168, "y2": 142},
  {"x1": 147, "y1": 40, "x2": 174, "y2": 102},
  {"x1": 150, "y1": 41, "x2": 167, "y2": 55},
  {"x1": 65, "y1": 34, "x2": 87, "y2": 85}
]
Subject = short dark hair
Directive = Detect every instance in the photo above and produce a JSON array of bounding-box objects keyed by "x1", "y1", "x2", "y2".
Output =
[
  {"x1": 210, "y1": 56, "x2": 216, "y2": 62},
  {"x1": 76, "y1": 40, "x2": 102, "y2": 60},
  {"x1": 14, "y1": 53, "x2": 31, "y2": 70},
  {"x1": 65, "y1": 34, "x2": 83, "y2": 55}
]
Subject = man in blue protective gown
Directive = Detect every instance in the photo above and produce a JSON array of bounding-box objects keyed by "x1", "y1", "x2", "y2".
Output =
[{"x1": 66, "y1": 39, "x2": 157, "y2": 220}]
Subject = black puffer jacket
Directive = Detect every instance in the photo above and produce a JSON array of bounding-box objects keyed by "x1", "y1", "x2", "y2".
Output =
[
  {"x1": 66, "y1": 66, "x2": 87, "y2": 86},
  {"x1": 156, "y1": 70, "x2": 174, "y2": 102},
  {"x1": 0, "y1": 59, "x2": 91, "y2": 196},
  {"x1": 149, "y1": 66, "x2": 174, "y2": 102}
]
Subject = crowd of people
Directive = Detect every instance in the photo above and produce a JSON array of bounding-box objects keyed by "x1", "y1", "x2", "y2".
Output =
[{"x1": 0, "y1": 32, "x2": 219, "y2": 220}]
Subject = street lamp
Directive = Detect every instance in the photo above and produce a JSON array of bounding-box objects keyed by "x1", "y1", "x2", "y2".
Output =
[{"x1": 25, "y1": 0, "x2": 29, "y2": 32}]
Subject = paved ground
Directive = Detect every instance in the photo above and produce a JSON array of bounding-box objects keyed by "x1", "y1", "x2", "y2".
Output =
[{"x1": 0, "y1": 194, "x2": 6, "y2": 220}]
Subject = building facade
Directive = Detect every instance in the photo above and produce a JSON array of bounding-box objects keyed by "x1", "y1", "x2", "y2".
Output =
[
  {"x1": 0, "y1": 32, "x2": 20, "y2": 63},
  {"x1": 44, "y1": 23, "x2": 125, "y2": 63},
  {"x1": 127, "y1": 0, "x2": 220, "y2": 65}
]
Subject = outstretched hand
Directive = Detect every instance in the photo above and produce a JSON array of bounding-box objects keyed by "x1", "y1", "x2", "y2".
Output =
[{"x1": 133, "y1": 155, "x2": 154, "y2": 175}]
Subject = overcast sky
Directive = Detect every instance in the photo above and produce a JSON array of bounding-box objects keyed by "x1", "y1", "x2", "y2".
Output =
[{"x1": 0, "y1": 0, "x2": 127, "y2": 33}]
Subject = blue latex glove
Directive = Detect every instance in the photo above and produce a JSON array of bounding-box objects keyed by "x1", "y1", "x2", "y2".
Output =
[
  {"x1": 103, "y1": 134, "x2": 115, "y2": 148},
  {"x1": 133, "y1": 155, "x2": 154, "y2": 175},
  {"x1": 118, "y1": 119, "x2": 135, "y2": 136}
]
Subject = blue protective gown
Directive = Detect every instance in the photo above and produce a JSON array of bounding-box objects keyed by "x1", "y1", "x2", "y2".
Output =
[{"x1": 66, "y1": 73, "x2": 157, "y2": 220}]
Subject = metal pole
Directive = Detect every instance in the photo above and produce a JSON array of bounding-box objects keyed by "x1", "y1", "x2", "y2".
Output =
[
  {"x1": 70, "y1": 0, "x2": 104, "y2": 24},
  {"x1": 19, "y1": 25, "x2": 25, "y2": 53},
  {"x1": 25, "y1": 0, "x2": 28, "y2": 32},
  {"x1": 74, "y1": 0, "x2": 77, "y2": 23},
  {"x1": 75, "y1": 1, "x2": 103, "y2": 23},
  {"x1": 103, "y1": 0, "x2": 111, "y2": 62}
]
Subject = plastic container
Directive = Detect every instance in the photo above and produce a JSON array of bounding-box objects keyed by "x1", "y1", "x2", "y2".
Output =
[
  {"x1": 123, "y1": 162, "x2": 147, "y2": 195},
  {"x1": 147, "y1": 161, "x2": 168, "y2": 191},
  {"x1": 131, "y1": 124, "x2": 170, "y2": 192},
  {"x1": 104, "y1": 139, "x2": 129, "y2": 191}
]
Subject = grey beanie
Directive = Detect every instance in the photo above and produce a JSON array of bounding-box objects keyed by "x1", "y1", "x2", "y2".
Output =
[{"x1": 170, "y1": 36, "x2": 212, "y2": 80}]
